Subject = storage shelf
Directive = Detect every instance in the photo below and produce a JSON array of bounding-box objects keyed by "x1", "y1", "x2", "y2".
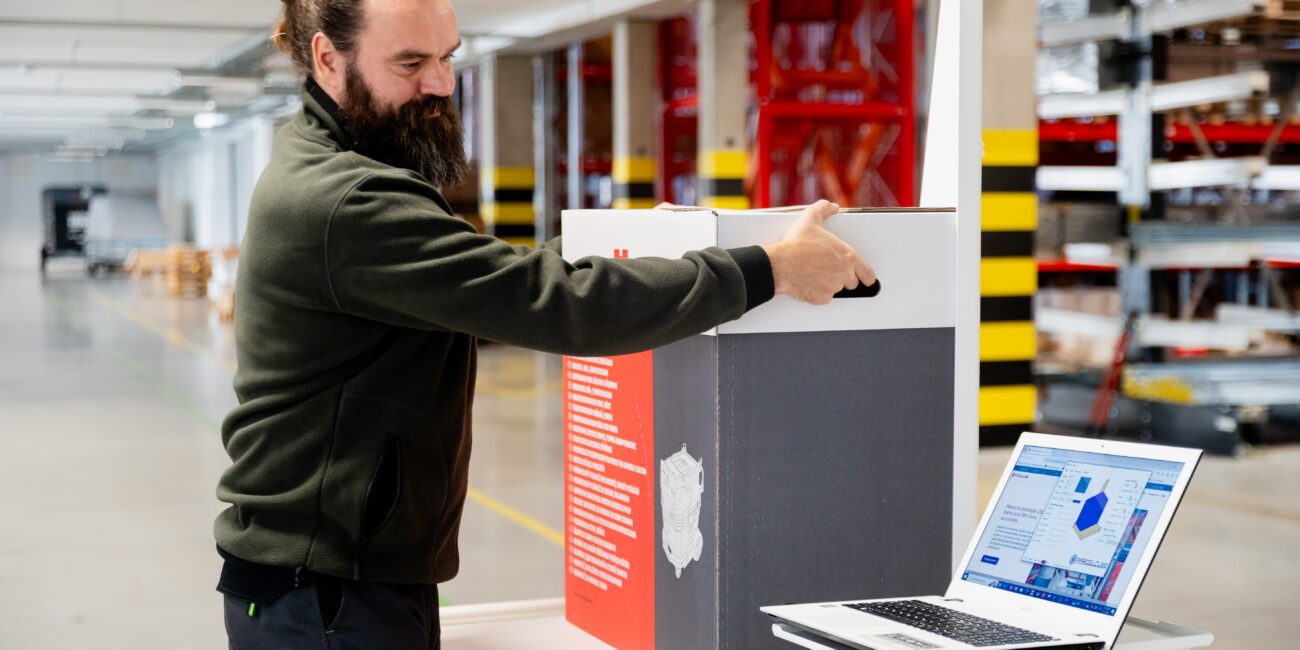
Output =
[
  {"x1": 1125, "y1": 359, "x2": 1300, "y2": 407},
  {"x1": 1038, "y1": 0, "x2": 1270, "y2": 47},
  {"x1": 1037, "y1": 162, "x2": 1300, "y2": 191},
  {"x1": 1038, "y1": 72, "x2": 1270, "y2": 120}
]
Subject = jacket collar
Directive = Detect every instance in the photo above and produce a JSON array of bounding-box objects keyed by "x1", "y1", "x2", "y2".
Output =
[{"x1": 302, "y1": 77, "x2": 354, "y2": 150}]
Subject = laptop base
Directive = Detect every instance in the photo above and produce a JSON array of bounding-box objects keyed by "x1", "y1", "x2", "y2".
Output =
[{"x1": 771, "y1": 615, "x2": 1212, "y2": 650}]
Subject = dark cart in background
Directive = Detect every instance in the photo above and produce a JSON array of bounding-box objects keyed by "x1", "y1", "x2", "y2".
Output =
[{"x1": 40, "y1": 185, "x2": 107, "y2": 274}]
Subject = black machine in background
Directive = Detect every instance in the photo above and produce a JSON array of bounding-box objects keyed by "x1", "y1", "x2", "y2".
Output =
[{"x1": 40, "y1": 186, "x2": 107, "y2": 273}]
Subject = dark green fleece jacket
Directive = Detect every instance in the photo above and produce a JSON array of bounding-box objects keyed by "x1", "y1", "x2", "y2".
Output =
[{"x1": 214, "y1": 83, "x2": 773, "y2": 584}]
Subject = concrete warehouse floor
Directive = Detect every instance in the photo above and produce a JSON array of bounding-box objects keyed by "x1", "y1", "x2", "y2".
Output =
[{"x1": 1, "y1": 266, "x2": 1297, "y2": 649}]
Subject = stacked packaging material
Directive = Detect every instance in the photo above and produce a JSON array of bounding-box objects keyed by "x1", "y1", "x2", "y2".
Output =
[{"x1": 1037, "y1": 0, "x2": 1100, "y2": 96}]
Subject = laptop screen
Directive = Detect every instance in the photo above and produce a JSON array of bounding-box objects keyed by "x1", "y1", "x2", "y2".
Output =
[{"x1": 960, "y1": 444, "x2": 1186, "y2": 616}]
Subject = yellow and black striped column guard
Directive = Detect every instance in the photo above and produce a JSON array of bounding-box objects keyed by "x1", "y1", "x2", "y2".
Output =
[
  {"x1": 482, "y1": 167, "x2": 535, "y2": 247},
  {"x1": 699, "y1": 149, "x2": 748, "y2": 210},
  {"x1": 613, "y1": 158, "x2": 656, "y2": 210},
  {"x1": 979, "y1": 129, "x2": 1038, "y2": 446}
]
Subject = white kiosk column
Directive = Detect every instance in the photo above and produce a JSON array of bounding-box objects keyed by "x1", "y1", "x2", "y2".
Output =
[{"x1": 920, "y1": 0, "x2": 983, "y2": 572}]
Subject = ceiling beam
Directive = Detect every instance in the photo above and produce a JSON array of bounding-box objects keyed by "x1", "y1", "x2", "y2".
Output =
[
  {"x1": 0, "y1": 18, "x2": 267, "y2": 34},
  {"x1": 0, "y1": 61, "x2": 183, "y2": 72}
]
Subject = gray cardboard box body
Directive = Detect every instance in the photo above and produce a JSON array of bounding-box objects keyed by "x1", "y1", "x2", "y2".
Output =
[{"x1": 563, "y1": 208, "x2": 958, "y2": 649}]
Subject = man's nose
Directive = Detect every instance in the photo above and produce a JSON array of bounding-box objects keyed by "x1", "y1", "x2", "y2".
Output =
[{"x1": 419, "y1": 64, "x2": 456, "y2": 98}]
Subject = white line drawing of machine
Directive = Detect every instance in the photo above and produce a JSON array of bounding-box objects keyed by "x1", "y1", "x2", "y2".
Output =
[{"x1": 661, "y1": 444, "x2": 704, "y2": 578}]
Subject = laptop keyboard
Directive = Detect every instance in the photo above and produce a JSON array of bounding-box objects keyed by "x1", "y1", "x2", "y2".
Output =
[{"x1": 844, "y1": 600, "x2": 1058, "y2": 647}]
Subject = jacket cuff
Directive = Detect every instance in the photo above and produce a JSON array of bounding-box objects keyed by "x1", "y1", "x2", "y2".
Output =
[{"x1": 726, "y1": 245, "x2": 775, "y2": 312}]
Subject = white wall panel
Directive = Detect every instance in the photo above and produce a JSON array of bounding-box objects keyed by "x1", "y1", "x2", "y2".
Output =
[
  {"x1": 0, "y1": 152, "x2": 156, "y2": 269},
  {"x1": 156, "y1": 115, "x2": 278, "y2": 250}
]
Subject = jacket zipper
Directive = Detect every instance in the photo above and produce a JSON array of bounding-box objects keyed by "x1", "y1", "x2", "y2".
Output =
[{"x1": 354, "y1": 436, "x2": 403, "y2": 580}]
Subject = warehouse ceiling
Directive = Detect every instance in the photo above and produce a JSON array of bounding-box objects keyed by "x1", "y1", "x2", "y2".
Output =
[{"x1": 0, "y1": 0, "x2": 691, "y2": 159}]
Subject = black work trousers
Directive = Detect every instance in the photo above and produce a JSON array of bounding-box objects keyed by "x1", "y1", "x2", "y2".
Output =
[{"x1": 221, "y1": 573, "x2": 441, "y2": 650}]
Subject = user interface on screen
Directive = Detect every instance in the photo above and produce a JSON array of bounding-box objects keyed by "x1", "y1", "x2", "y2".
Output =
[{"x1": 961, "y1": 445, "x2": 1185, "y2": 615}]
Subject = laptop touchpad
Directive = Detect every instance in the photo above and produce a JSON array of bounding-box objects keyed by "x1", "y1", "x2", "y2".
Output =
[{"x1": 859, "y1": 633, "x2": 941, "y2": 649}]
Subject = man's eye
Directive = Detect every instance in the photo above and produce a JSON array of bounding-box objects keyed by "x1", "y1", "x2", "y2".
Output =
[
  {"x1": 442, "y1": 53, "x2": 456, "y2": 63},
  {"x1": 400, "y1": 62, "x2": 421, "y2": 72}
]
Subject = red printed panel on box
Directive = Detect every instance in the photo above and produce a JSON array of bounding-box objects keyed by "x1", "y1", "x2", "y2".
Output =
[{"x1": 563, "y1": 352, "x2": 655, "y2": 650}]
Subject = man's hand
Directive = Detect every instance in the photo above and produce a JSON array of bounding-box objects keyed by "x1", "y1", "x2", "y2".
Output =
[{"x1": 762, "y1": 200, "x2": 876, "y2": 305}]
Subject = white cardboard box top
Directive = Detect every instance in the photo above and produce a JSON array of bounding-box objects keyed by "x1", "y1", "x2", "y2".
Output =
[{"x1": 561, "y1": 207, "x2": 957, "y2": 335}]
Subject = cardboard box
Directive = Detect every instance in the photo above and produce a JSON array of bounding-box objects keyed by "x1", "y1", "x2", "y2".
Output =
[{"x1": 561, "y1": 207, "x2": 959, "y2": 649}]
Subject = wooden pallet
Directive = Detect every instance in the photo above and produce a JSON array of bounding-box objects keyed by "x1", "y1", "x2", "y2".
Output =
[
  {"x1": 209, "y1": 246, "x2": 239, "y2": 321},
  {"x1": 124, "y1": 249, "x2": 169, "y2": 280},
  {"x1": 164, "y1": 246, "x2": 211, "y2": 298},
  {"x1": 1267, "y1": 0, "x2": 1300, "y2": 20},
  {"x1": 211, "y1": 291, "x2": 236, "y2": 321}
]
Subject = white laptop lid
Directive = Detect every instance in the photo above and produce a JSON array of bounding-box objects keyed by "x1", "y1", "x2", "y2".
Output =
[{"x1": 947, "y1": 433, "x2": 1201, "y2": 642}]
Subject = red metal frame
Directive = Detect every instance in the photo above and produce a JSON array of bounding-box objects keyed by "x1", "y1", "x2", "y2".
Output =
[
  {"x1": 752, "y1": 0, "x2": 916, "y2": 208},
  {"x1": 1038, "y1": 259, "x2": 1300, "y2": 272},
  {"x1": 1040, "y1": 119, "x2": 1300, "y2": 145},
  {"x1": 657, "y1": 1, "x2": 917, "y2": 208},
  {"x1": 1037, "y1": 259, "x2": 1120, "y2": 273}
]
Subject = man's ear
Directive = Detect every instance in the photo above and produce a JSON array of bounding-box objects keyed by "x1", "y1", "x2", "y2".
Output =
[{"x1": 312, "y1": 32, "x2": 346, "y2": 98}]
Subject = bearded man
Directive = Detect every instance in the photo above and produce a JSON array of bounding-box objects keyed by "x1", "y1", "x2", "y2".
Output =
[{"x1": 213, "y1": 0, "x2": 875, "y2": 647}]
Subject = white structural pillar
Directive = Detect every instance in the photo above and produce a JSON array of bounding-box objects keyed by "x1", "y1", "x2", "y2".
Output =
[
  {"x1": 697, "y1": 0, "x2": 749, "y2": 209},
  {"x1": 978, "y1": 4, "x2": 1039, "y2": 454},
  {"x1": 478, "y1": 54, "x2": 536, "y2": 246},
  {"x1": 920, "y1": 0, "x2": 982, "y2": 572},
  {"x1": 613, "y1": 20, "x2": 659, "y2": 209}
]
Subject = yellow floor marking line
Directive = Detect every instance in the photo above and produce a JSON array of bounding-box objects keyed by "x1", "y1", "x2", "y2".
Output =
[
  {"x1": 86, "y1": 290, "x2": 238, "y2": 374},
  {"x1": 88, "y1": 287, "x2": 565, "y2": 548},
  {"x1": 466, "y1": 487, "x2": 565, "y2": 547},
  {"x1": 474, "y1": 379, "x2": 563, "y2": 400}
]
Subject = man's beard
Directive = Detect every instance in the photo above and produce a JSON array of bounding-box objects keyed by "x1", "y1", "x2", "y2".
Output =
[{"x1": 337, "y1": 62, "x2": 468, "y2": 189}]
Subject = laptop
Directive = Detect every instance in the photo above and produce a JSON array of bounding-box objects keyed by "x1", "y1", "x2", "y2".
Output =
[{"x1": 762, "y1": 432, "x2": 1201, "y2": 650}]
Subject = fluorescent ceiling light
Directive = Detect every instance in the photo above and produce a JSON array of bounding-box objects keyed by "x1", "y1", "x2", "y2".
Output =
[
  {"x1": 172, "y1": 73, "x2": 262, "y2": 94},
  {"x1": 109, "y1": 116, "x2": 175, "y2": 129},
  {"x1": 0, "y1": 114, "x2": 175, "y2": 130},
  {"x1": 67, "y1": 128, "x2": 147, "y2": 142},
  {"x1": 44, "y1": 154, "x2": 95, "y2": 163},
  {"x1": 193, "y1": 111, "x2": 229, "y2": 130},
  {"x1": 0, "y1": 94, "x2": 140, "y2": 112},
  {"x1": 136, "y1": 97, "x2": 216, "y2": 113}
]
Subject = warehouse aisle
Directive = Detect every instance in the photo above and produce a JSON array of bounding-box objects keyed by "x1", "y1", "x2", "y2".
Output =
[
  {"x1": 1, "y1": 267, "x2": 1297, "y2": 649},
  {"x1": 0, "y1": 268, "x2": 565, "y2": 649}
]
